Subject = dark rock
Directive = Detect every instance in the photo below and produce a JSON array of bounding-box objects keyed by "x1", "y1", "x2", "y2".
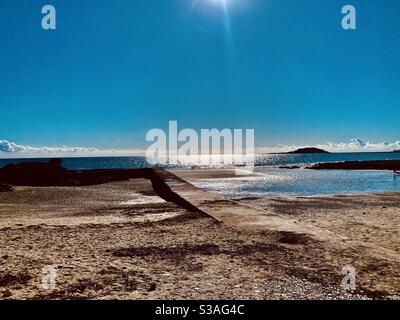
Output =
[
  {"x1": 307, "y1": 160, "x2": 400, "y2": 171},
  {"x1": 0, "y1": 184, "x2": 14, "y2": 193},
  {"x1": 0, "y1": 159, "x2": 66, "y2": 186},
  {"x1": 279, "y1": 165, "x2": 301, "y2": 169},
  {"x1": 147, "y1": 282, "x2": 157, "y2": 292},
  {"x1": 48, "y1": 158, "x2": 63, "y2": 168},
  {"x1": 0, "y1": 160, "x2": 203, "y2": 213}
]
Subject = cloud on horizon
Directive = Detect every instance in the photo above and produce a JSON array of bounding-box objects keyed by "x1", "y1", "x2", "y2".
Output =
[
  {"x1": 1, "y1": 138, "x2": 400, "y2": 158},
  {"x1": 257, "y1": 138, "x2": 400, "y2": 153},
  {"x1": 0, "y1": 140, "x2": 101, "y2": 157},
  {"x1": 0, "y1": 140, "x2": 142, "y2": 158}
]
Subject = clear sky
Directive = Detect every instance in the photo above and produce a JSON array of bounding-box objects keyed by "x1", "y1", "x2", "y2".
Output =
[{"x1": 0, "y1": 0, "x2": 399, "y2": 154}]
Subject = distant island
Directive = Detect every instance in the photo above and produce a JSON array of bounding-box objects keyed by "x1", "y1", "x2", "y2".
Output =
[{"x1": 286, "y1": 147, "x2": 330, "y2": 154}]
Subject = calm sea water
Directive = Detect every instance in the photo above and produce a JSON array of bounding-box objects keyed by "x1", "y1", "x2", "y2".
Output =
[
  {"x1": 1, "y1": 152, "x2": 400, "y2": 170},
  {"x1": 192, "y1": 168, "x2": 400, "y2": 198},
  {"x1": 1, "y1": 152, "x2": 400, "y2": 196}
]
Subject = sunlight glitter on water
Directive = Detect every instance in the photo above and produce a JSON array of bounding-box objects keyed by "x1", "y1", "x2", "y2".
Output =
[{"x1": 190, "y1": 168, "x2": 400, "y2": 198}]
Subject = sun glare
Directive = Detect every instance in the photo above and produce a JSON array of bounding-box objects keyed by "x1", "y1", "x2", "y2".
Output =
[
  {"x1": 191, "y1": 0, "x2": 243, "y2": 13},
  {"x1": 207, "y1": 0, "x2": 230, "y2": 8},
  {"x1": 188, "y1": 0, "x2": 247, "y2": 48}
]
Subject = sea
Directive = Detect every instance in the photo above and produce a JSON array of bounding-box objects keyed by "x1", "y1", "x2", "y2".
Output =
[{"x1": 1, "y1": 152, "x2": 400, "y2": 198}]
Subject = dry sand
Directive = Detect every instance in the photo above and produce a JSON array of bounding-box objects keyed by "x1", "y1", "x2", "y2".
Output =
[{"x1": 0, "y1": 170, "x2": 399, "y2": 300}]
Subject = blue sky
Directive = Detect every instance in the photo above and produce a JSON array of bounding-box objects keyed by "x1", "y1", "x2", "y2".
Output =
[{"x1": 0, "y1": 0, "x2": 399, "y2": 155}]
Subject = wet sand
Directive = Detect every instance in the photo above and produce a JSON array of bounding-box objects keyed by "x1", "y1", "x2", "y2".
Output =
[{"x1": 0, "y1": 169, "x2": 399, "y2": 300}]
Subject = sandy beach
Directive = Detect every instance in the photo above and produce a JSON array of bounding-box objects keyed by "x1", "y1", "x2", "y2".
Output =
[{"x1": 0, "y1": 169, "x2": 399, "y2": 300}]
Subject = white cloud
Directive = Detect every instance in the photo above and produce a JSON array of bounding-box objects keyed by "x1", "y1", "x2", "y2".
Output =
[
  {"x1": 0, "y1": 140, "x2": 26, "y2": 153},
  {"x1": 317, "y1": 138, "x2": 400, "y2": 153},
  {"x1": 1, "y1": 138, "x2": 399, "y2": 159},
  {"x1": 256, "y1": 138, "x2": 400, "y2": 154},
  {"x1": 0, "y1": 140, "x2": 144, "y2": 158}
]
